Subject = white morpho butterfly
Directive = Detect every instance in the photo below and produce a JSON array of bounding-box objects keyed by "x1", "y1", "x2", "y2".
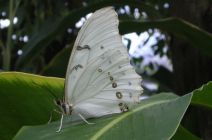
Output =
[{"x1": 56, "y1": 7, "x2": 143, "y2": 132}]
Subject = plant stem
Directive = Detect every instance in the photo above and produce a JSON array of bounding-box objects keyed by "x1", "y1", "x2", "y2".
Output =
[{"x1": 3, "y1": 0, "x2": 14, "y2": 71}]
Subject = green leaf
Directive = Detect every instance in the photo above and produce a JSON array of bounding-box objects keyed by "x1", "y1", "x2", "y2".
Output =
[
  {"x1": 191, "y1": 81, "x2": 212, "y2": 109},
  {"x1": 14, "y1": 93, "x2": 192, "y2": 140},
  {"x1": 16, "y1": 0, "x2": 159, "y2": 69},
  {"x1": 0, "y1": 72, "x2": 63, "y2": 140},
  {"x1": 171, "y1": 125, "x2": 201, "y2": 140},
  {"x1": 120, "y1": 18, "x2": 212, "y2": 57}
]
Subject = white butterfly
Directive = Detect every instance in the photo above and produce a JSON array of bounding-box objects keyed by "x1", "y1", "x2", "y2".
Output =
[{"x1": 57, "y1": 7, "x2": 143, "y2": 131}]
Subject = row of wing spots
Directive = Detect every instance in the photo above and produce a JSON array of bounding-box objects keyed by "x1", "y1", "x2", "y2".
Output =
[
  {"x1": 88, "y1": 72, "x2": 142, "y2": 99},
  {"x1": 93, "y1": 90, "x2": 140, "y2": 104},
  {"x1": 90, "y1": 65, "x2": 136, "y2": 88},
  {"x1": 73, "y1": 7, "x2": 117, "y2": 48},
  {"x1": 92, "y1": 72, "x2": 141, "y2": 89},
  {"x1": 79, "y1": 11, "x2": 118, "y2": 44},
  {"x1": 88, "y1": 38, "x2": 127, "y2": 62},
  {"x1": 91, "y1": 75, "x2": 142, "y2": 92},
  {"x1": 72, "y1": 98, "x2": 122, "y2": 118}
]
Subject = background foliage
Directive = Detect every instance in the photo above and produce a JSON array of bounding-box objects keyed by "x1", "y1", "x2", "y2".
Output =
[{"x1": 0, "y1": 0, "x2": 212, "y2": 140}]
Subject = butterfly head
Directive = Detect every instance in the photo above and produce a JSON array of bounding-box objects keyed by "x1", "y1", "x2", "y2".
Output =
[{"x1": 56, "y1": 99, "x2": 73, "y2": 115}]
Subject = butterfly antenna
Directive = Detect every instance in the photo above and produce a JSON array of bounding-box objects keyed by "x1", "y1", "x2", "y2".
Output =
[
  {"x1": 56, "y1": 114, "x2": 64, "y2": 132},
  {"x1": 78, "y1": 113, "x2": 94, "y2": 125}
]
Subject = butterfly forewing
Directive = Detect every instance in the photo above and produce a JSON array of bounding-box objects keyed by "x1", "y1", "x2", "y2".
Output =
[{"x1": 65, "y1": 7, "x2": 142, "y2": 118}]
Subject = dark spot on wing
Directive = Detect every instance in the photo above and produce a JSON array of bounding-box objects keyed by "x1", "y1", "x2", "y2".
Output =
[
  {"x1": 116, "y1": 92, "x2": 123, "y2": 99},
  {"x1": 112, "y1": 82, "x2": 117, "y2": 88}
]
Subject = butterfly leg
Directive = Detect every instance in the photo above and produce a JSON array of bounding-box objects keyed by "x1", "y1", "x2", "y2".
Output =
[
  {"x1": 56, "y1": 114, "x2": 64, "y2": 133},
  {"x1": 48, "y1": 108, "x2": 63, "y2": 124},
  {"x1": 78, "y1": 113, "x2": 94, "y2": 125},
  {"x1": 51, "y1": 109, "x2": 64, "y2": 132}
]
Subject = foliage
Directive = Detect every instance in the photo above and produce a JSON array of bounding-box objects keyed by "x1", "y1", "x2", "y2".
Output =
[{"x1": 0, "y1": 0, "x2": 212, "y2": 140}]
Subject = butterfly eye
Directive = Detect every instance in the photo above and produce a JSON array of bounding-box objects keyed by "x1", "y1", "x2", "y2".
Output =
[
  {"x1": 112, "y1": 82, "x2": 117, "y2": 88},
  {"x1": 100, "y1": 46, "x2": 104, "y2": 49},
  {"x1": 116, "y1": 92, "x2": 123, "y2": 99}
]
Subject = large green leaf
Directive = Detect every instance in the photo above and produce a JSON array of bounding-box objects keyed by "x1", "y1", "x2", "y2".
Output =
[
  {"x1": 191, "y1": 81, "x2": 212, "y2": 109},
  {"x1": 14, "y1": 93, "x2": 192, "y2": 140},
  {"x1": 120, "y1": 18, "x2": 212, "y2": 57},
  {"x1": 0, "y1": 72, "x2": 63, "y2": 140},
  {"x1": 16, "y1": 0, "x2": 159, "y2": 69}
]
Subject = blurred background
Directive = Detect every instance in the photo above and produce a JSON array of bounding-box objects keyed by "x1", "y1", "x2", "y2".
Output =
[{"x1": 0, "y1": 0, "x2": 212, "y2": 139}]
